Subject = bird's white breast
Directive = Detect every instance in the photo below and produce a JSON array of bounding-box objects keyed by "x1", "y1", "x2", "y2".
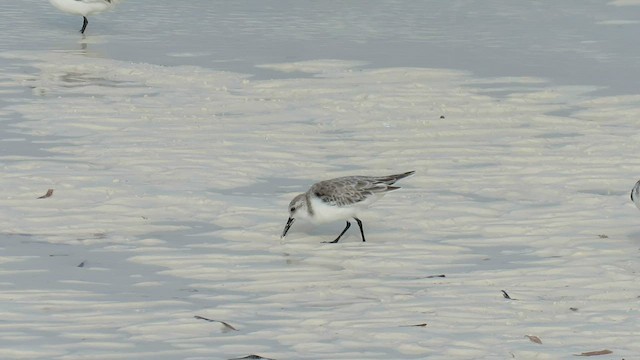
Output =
[
  {"x1": 308, "y1": 196, "x2": 357, "y2": 223},
  {"x1": 49, "y1": 0, "x2": 112, "y2": 16},
  {"x1": 307, "y1": 193, "x2": 386, "y2": 224}
]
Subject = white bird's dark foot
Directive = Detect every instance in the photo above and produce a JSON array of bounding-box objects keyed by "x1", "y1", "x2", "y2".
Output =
[
  {"x1": 80, "y1": 16, "x2": 88, "y2": 34},
  {"x1": 322, "y1": 220, "x2": 351, "y2": 243},
  {"x1": 322, "y1": 239, "x2": 340, "y2": 244}
]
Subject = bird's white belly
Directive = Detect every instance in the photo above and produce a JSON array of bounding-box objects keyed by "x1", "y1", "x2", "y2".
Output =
[
  {"x1": 308, "y1": 195, "x2": 381, "y2": 224},
  {"x1": 49, "y1": 0, "x2": 110, "y2": 16}
]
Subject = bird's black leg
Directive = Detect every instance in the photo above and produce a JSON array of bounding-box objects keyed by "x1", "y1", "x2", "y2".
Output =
[
  {"x1": 80, "y1": 16, "x2": 88, "y2": 34},
  {"x1": 323, "y1": 221, "x2": 351, "y2": 243},
  {"x1": 354, "y1": 217, "x2": 366, "y2": 242}
]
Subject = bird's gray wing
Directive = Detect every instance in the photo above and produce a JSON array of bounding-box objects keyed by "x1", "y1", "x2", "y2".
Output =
[{"x1": 310, "y1": 177, "x2": 385, "y2": 207}]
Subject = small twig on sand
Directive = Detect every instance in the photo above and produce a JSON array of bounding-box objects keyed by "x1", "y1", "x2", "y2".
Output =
[
  {"x1": 501, "y1": 290, "x2": 518, "y2": 300},
  {"x1": 194, "y1": 315, "x2": 238, "y2": 331},
  {"x1": 400, "y1": 323, "x2": 427, "y2": 327},
  {"x1": 412, "y1": 274, "x2": 446, "y2": 279},
  {"x1": 574, "y1": 349, "x2": 613, "y2": 356},
  {"x1": 37, "y1": 189, "x2": 54, "y2": 199},
  {"x1": 525, "y1": 335, "x2": 542, "y2": 344}
]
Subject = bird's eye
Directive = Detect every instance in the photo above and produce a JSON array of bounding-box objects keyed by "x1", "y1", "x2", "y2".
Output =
[{"x1": 290, "y1": 207, "x2": 295, "y2": 212}]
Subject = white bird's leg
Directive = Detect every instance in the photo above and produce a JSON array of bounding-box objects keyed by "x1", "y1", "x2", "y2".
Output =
[
  {"x1": 81, "y1": 16, "x2": 88, "y2": 34},
  {"x1": 354, "y1": 217, "x2": 366, "y2": 242},
  {"x1": 324, "y1": 221, "x2": 351, "y2": 244}
]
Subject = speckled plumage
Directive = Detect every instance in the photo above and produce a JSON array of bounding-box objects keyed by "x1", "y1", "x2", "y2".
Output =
[
  {"x1": 310, "y1": 173, "x2": 411, "y2": 207},
  {"x1": 281, "y1": 171, "x2": 414, "y2": 243}
]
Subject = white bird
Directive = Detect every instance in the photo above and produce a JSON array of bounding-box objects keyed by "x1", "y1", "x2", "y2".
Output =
[
  {"x1": 281, "y1": 171, "x2": 415, "y2": 243},
  {"x1": 49, "y1": 0, "x2": 119, "y2": 34},
  {"x1": 631, "y1": 180, "x2": 640, "y2": 210}
]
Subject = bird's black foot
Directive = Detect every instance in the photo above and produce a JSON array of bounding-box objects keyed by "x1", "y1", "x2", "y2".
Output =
[
  {"x1": 322, "y1": 239, "x2": 341, "y2": 244},
  {"x1": 321, "y1": 220, "x2": 351, "y2": 244}
]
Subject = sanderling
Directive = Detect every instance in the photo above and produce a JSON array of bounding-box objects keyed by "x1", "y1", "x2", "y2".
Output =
[
  {"x1": 49, "y1": 0, "x2": 119, "y2": 34},
  {"x1": 281, "y1": 171, "x2": 415, "y2": 243},
  {"x1": 631, "y1": 180, "x2": 640, "y2": 210}
]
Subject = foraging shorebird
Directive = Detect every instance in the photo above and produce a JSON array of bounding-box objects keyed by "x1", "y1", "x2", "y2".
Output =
[{"x1": 281, "y1": 171, "x2": 415, "y2": 243}]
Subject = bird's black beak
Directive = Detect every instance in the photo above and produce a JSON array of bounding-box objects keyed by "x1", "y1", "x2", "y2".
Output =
[{"x1": 281, "y1": 217, "x2": 295, "y2": 239}]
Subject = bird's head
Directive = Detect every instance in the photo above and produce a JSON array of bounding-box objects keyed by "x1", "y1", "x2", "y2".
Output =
[{"x1": 280, "y1": 193, "x2": 309, "y2": 239}]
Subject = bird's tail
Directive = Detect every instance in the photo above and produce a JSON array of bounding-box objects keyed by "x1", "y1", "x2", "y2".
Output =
[{"x1": 379, "y1": 171, "x2": 415, "y2": 185}]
